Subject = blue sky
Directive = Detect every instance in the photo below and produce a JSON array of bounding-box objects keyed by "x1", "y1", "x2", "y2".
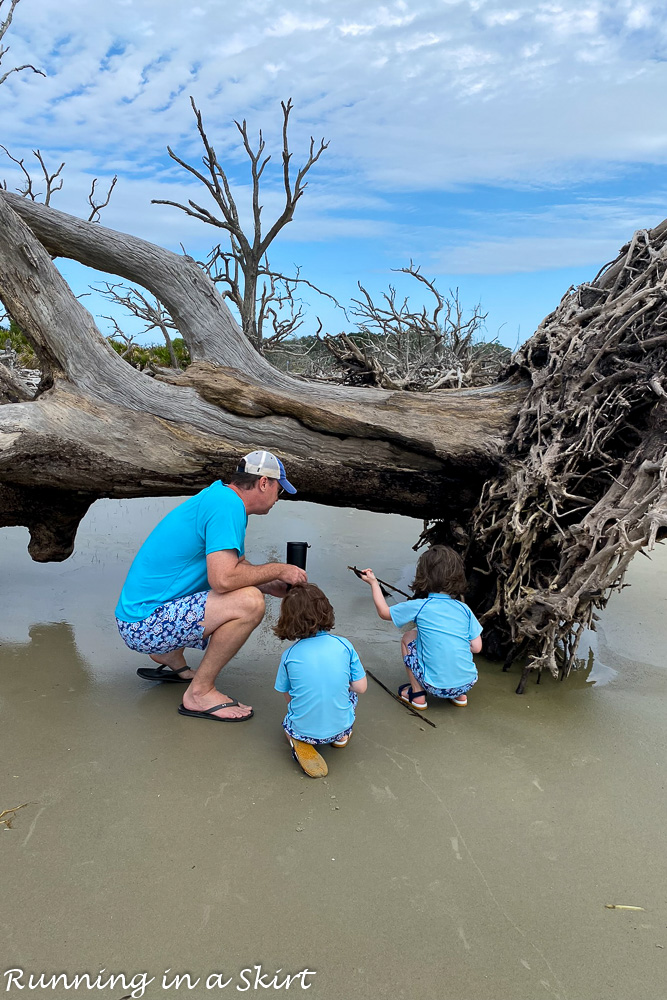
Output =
[{"x1": 3, "y1": 0, "x2": 667, "y2": 348}]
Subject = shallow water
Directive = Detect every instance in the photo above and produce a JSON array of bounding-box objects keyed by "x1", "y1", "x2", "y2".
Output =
[{"x1": 1, "y1": 497, "x2": 666, "y2": 1000}]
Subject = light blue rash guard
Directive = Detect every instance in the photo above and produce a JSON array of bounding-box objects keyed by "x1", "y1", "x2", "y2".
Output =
[
  {"x1": 274, "y1": 632, "x2": 365, "y2": 741},
  {"x1": 115, "y1": 482, "x2": 247, "y2": 622},
  {"x1": 390, "y1": 594, "x2": 482, "y2": 691}
]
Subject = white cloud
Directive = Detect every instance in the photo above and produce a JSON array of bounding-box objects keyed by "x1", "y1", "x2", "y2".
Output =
[
  {"x1": 2, "y1": 0, "x2": 666, "y2": 197},
  {"x1": 485, "y1": 9, "x2": 523, "y2": 26},
  {"x1": 266, "y1": 12, "x2": 330, "y2": 36},
  {"x1": 2, "y1": 0, "x2": 667, "y2": 320}
]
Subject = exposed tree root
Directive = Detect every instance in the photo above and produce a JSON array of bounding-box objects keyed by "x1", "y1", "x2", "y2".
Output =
[{"x1": 422, "y1": 224, "x2": 667, "y2": 685}]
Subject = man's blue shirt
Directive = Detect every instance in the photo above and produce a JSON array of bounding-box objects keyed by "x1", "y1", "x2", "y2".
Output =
[
  {"x1": 390, "y1": 594, "x2": 482, "y2": 690},
  {"x1": 115, "y1": 482, "x2": 247, "y2": 622},
  {"x1": 275, "y1": 632, "x2": 365, "y2": 741}
]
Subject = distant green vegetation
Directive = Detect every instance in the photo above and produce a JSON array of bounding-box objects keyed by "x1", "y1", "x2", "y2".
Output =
[
  {"x1": 1, "y1": 321, "x2": 38, "y2": 368},
  {"x1": 107, "y1": 337, "x2": 190, "y2": 370}
]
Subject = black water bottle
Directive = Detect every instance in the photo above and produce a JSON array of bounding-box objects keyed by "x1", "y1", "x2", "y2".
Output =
[{"x1": 286, "y1": 541, "x2": 310, "y2": 570}]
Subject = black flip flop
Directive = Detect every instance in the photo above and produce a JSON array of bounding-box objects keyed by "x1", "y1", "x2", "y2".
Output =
[
  {"x1": 177, "y1": 699, "x2": 254, "y2": 723},
  {"x1": 136, "y1": 664, "x2": 191, "y2": 683}
]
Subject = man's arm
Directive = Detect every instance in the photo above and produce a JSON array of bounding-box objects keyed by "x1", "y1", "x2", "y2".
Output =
[{"x1": 207, "y1": 550, "x2": 307, "y2": 594}]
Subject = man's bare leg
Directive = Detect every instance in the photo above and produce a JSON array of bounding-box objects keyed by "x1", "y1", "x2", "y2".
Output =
[
  {"x1": 181, "y1": 587, "x2": 265, "y2": 720},
  {"x1": 149, "y1": 648, "x2": 196, "y2": 680}
]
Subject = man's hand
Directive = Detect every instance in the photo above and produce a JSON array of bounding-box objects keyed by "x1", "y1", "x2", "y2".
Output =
[{"x1": 278, "y1": 564, "x2": 308, "y2": 587}]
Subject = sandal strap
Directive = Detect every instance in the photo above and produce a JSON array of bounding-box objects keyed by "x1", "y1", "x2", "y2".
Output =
[
  {"x1": 156, "y1": 664, "x2": 190, "y2": 675},
  {"x1": 206, "y1": 699, "x2": 240, "y2": 712}
]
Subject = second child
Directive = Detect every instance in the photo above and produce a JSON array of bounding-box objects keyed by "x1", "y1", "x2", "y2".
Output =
[
  {"x1": 274, "y1": 583, "x2": 367, "y2": 778},
  {"x1": 361, "y1": 546, "x2": 482, "y2": 710}
]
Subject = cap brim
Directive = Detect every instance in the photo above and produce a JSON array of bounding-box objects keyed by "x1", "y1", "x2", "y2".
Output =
[{"x1": 279, "y1": 478, "x2": 297, "y2": 494}]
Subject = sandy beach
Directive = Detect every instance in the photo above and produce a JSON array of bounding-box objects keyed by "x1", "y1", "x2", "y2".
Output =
[{"x1": 1, "y1": 498, "x2": 666, "y2": 1000}]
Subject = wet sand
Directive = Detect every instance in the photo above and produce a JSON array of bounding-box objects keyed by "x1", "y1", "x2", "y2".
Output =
[{"x1": 1, "y1": 498, "x2": 666, "y2": 1000}]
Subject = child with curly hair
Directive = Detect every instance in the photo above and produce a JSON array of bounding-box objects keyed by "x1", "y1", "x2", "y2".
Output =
[
  {"x1": 274, "y1": 583, "x2": 367, "y2": 778},
  {"x1": 360, "y1": 545, "x2": 482, "y2": 710}
]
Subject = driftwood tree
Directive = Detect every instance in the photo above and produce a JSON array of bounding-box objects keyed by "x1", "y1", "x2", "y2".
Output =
[{"x1": 0, "y1": 190, "x2": 664, "y2": 688}]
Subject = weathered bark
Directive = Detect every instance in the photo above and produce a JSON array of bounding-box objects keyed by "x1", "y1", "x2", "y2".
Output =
[
  {"x1": 0, "y1": 192, "x2": 525, "y2": 559},
  {"x1": 0, "y1": 362, "x2": 31, "y2": 403}
]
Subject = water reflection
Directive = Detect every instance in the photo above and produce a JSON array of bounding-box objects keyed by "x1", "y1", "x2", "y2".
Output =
[
  {"x1": 1, "y1": 496, "x2": 664, "y2": 693},
  {"x1": 0, "y1": 621, "x2": 91, "y2": 688}
]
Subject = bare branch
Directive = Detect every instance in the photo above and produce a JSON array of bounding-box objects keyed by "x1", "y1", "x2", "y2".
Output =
[
  {"x1": 87, "y1": 175, "x2": 117, "y2": 223},
  {"x1": 0, "y1": 0, "x2": 45, "y2": 85},
  {"x1": 0, "y1": 146, "x2": 64, "y2": 204},
  {"x1": 96, "y1": 281, "x2": 181, "y2": 369}
]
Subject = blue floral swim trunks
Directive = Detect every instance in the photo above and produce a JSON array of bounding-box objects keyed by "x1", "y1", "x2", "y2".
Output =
[
  {"x1": 404, "y1": 639, "x2": 475, "y2": 700},
  {"x1": 116, "y1": 591, "x2": 209, "y2": 654}
]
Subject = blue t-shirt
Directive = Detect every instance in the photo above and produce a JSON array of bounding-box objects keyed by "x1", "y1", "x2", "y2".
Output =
[
  {"x1": 389, "y1": 593, "x2": 482, "y2": 690},
  {"x1": 274, "y1": 632, "x2": 365, "y2": 741},
  {"x1": 115, "y1": 482, "x2": 247, "y2": 622}
]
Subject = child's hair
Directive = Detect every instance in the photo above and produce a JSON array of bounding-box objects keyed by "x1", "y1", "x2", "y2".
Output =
[
  {"x1": 273, "y1": 583, "x2": 335, "y2": 640},
  {"x1": 411, "y1": 545, "x2": 468, "y2": 600}
]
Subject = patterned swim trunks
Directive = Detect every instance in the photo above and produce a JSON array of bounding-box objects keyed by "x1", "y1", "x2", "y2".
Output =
[
  {"x1": 116, "y1": 591, "x2": 209, "y2": 654},
  {"x1": 404, "y1": 639, "x2": 476, "y2": 700}
]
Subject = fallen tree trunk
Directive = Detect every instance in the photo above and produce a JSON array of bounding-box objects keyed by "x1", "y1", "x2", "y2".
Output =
[
  {"x1": 0, "y1": 191, "x2": 664, "y2": 688},
  {"x1": 0, "y1": 192, "x2": 525, "y2": 560}
]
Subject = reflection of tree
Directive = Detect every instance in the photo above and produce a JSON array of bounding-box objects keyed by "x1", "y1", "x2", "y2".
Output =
[{"x1": 4, "y1": 621, "x2": 90, "y2": 688}]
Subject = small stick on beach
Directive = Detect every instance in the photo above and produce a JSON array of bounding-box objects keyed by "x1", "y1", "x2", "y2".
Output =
[
  {"x1": 0, "y1": 803, "x2": 28, "y2": 829},
  {"x1": 366, "y1": 669, "x2": 437, "y2": 728}
]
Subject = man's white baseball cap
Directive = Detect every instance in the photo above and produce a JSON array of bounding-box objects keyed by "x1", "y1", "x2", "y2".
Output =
[{"x1": 237, "y1": 450, "x2": 297, "y2": 494}]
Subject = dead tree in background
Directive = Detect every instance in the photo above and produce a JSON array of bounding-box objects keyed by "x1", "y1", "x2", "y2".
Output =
[
  {"x1": 321, "y1": 266, "x2": 507, "y2": 389},
  {"x1": 153, "y1": 98, "x2": 329, "y2": 353}
]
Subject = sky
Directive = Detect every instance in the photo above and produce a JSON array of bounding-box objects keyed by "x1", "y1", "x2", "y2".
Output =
[{"x1": 2, "y1": 0, "x2": 667, "y2": 348}]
